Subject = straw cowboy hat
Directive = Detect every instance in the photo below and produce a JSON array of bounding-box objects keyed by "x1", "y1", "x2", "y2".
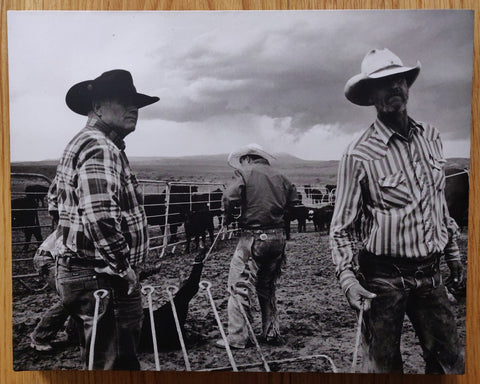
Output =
[
  {"x1": 227, "y1": 143, "x2": 276, "y2": 169},
  {"x1": 344, "y1": 48, "x2": 421, "y2": 106},
  {"x1": 66, "y1": 69, "x2": 160, "y2": 116}
]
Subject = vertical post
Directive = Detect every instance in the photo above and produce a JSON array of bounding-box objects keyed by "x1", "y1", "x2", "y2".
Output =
[{"x1": 161, "y1": 182, "x2": 172, "y2": 258}]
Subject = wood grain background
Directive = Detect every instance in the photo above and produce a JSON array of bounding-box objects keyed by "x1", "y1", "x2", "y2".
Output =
[{"x1": 1, "y1": 1, "x2": 478, "y2": 383}]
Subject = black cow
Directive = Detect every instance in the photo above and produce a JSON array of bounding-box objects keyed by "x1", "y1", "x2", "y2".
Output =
[
  {"x1": 208, "y1": 188, "x2": 224, "y2": 226},
  {"x1": 325, "y1": 184, "x2": 336, "y2": 193},
  {"x1": 139, "y1": 249, "x2": 206, "y2": 351},
  {"x1": 284, "y1": 204, "x2": 309, "y2": 240},
  {"x1": 168, "y1": 185, "x2": 198, "y2": 243},
  {"x1": 184, "y1": 209, "x2": 214, "y2": 253},
  {"x1": 143, "y1": 194, "x2": 166, "y2": 227},
  {"x1": 25, "y1": 184, "x2": 49, "y2": 207},
  {"x1": 311, "y1": 205, "x2": 335, "y2": 233},
  {"x1": 445, "y1": 168, "x2": 469, "y2": 228},
  {"x1": 144, "y1": 185, "x2": 198, "y2": 244},
  {"x1": 11, "y1": 196, "x2": 43, "y2": 251},
  {"x1": 310, "y1": 188, "x2": 323, "y2": 204}
]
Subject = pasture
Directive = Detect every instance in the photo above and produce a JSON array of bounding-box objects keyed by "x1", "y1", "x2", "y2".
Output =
[{"x1": 10, "y1": 155, "x2": 469, "y2": 372}]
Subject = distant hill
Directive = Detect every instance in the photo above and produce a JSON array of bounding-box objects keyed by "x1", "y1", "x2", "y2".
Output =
[{"x1": 11, "y1": 155, "x2": 470, "y2": 186}]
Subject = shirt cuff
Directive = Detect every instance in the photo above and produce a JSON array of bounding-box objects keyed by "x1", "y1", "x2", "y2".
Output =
[{"x1": 338, "y1": 269, "x2": 358, "y2": 295}]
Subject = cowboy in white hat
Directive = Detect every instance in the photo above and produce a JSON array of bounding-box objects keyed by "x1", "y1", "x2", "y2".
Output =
[
  {"x1": 330, "y1": 49, "x2": 464, "y2": 373},
  {"x1": 48, "y1": 69, "x2": 159, "y2": 370},
  {"x1": 216, "y1": 143, "x2": 298, "y2": 349}
]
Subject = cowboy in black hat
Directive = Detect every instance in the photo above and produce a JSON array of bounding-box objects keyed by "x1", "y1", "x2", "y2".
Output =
[
  {"x1": 48, "y1": 69, "x2": 158, "y2": 370},
  {"x1": 330, "y1": 49, "x2": 464, "y2": 373}
]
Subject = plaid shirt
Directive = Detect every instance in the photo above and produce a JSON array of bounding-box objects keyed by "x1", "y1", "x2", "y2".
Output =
[
  {"x1": 48, "y1": 116, "x2": 148, "y2": 274},
  {"x1": 330, "y1": 117, "x2": 460, "y2": 292}
]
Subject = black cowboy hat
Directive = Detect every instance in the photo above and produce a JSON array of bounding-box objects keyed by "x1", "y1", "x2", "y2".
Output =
[{"x1": 66, "y1": 69, "x2": 160, "y2": 116}]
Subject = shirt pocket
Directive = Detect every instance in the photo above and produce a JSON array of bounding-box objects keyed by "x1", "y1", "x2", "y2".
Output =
[
  {"x1": 429, "y1": 156, "x2": 446, "y2": 191},
  {"x1": 378, "y1": 170, "x2": 412, "y2": 209}
]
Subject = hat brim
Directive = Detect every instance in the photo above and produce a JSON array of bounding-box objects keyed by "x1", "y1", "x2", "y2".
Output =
[
  {"x1": 344, "y1": 62, "x2": 421, "y2": 106},
  {"x1": 66, "y1": 80, "x2": 160, "y2": 116},
  {"x1": 227, "y1": 148, "x2": 276, "y2": 169}
]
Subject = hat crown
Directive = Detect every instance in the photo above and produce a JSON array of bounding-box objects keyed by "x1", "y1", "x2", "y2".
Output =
[
  {"x1": 89, "y1": 69, "x2": 137, "y2": 98},
  {"x1": 361, "y1": 48, "x2": 404, "y2": 76}
]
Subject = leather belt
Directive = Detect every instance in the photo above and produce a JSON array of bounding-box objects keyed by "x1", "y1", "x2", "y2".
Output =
[
  {"x1": 57, "y1": 256, "x2": 108, "y2": 269},
  {"x1": 358, "y1": 250, "x2": 440, "y2": 277}
]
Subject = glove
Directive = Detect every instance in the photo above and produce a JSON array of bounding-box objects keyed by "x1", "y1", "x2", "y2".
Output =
[
  {"x1": 94, "y1": 265, "x2": 138, "y2": 295},
  {"x1": 445, "y1": 259, "x2": 464, "y2": 293},
  {"x1": 345, "y1": 281, "x2": 377, "y2": 312}
]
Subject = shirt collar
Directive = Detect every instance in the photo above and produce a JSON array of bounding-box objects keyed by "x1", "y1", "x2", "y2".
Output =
[
  {"x1": 373, "y1": 116, "x2": 424, "y2": 145},
  {"x1": 86, "y1": 115, "x2": 126, "y2": 150}
]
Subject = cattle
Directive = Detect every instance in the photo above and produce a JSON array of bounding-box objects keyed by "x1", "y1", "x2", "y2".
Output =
[
  {"x1": 25, "y1": 184, "x2": 49, "y2": 207},
  {"x1": 304, "y1": 184, "x2": 312, "y2": 198},
  {"x1": 311, "y1": 205, "x2": 335, "y2": 233},
  {"x1": 325, "y1": 184, "x2": 336, "y2": 193},
  {"x1": 143, "y1": 194, "x2": 166, "y2": 228},
  {"x1": 168, "y1": 185, "x2": 198, "y2": 243},
  {"x1": 310, "y1": 188, "x2": 323, "y2": 204},
  {"x1": 11, "y1": 196, "x2": 43, "y2": 251},
  {"x1": 208, "y1": 188, "x2": 224, "y2": 226},
  {"x1": 445, "y1": 168, "x2": 469, "y2": 229},
  {"x1": 144, "y1": 185, "x2": 198, "y2": 244},
  {"x1": 184, "y1": 209, "x2": 214, "y2": 253},
  {"x1": 139, "y1": 249, "x2": 206, "y2": 351},
  {"x1": 284, "y1": 204, "x2": 309, "y2": 240}
]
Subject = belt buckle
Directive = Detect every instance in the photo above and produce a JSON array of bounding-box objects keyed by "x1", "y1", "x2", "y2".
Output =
[{"x1": 259, "y1": 233, "x2": 268, "y2": 241}]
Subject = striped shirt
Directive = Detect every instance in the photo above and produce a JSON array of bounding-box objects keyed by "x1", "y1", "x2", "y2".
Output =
[
  {"x1": 48, "y1": 116, "x2": 148, "y2": 274},
  {"x1": 330, "y1": 117, "x2": 460, "y2": 291}
]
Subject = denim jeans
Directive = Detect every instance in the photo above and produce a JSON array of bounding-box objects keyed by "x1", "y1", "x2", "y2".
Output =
[
  {"x1": 31, "y1": 266, "x2": 70, "y2": 343},
  {"x1": 358, "y1": 258, "x2": 464, "y2": 374},
  {"x1": 226, "y1": 230, "x2": 286, "y2": 346},
  {"x1": 56, "y1": 261, "x2": 143, "y2": 370}
]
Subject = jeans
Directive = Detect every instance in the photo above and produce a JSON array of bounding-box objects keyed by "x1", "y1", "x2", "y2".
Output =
[
  {"x1": 358, "y1": 255, "x2": 464, "y2": 374},
  {"x1": 56, "y1": 260, "x2": 143, "y2": 370},
  {"x1": 226, "y1": 230, "x2": 286, "y2": 346},
  {"x1": 30, "y1": 266, "x2": 67, "y2": 343}
]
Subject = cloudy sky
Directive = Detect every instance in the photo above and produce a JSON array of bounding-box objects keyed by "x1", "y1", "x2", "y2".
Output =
[{"x1": 7, "y1": 10, "x2": 474, "y2": 162}]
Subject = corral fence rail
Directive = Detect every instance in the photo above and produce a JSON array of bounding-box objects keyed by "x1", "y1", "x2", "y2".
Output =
[{"x1": 11, "y1": 173, "x2": 338, "y2": 284}]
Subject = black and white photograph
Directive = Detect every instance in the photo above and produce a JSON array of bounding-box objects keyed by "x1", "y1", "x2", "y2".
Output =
[{"x1": 8, "y1": 10, "x2": 473, "y2": 373}]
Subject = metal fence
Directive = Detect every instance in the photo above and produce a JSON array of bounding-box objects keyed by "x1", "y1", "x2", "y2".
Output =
[{"x1": 11, "y1": 173, "x2": 336, "y2": 285}]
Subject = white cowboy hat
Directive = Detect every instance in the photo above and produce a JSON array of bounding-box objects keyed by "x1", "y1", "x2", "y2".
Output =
[
  {"x1": 227, "y1": 143, "x2": 276, "y2": 169},
  {"x1": 344, "y1": 48, "x2": 421, "y2": 106}
]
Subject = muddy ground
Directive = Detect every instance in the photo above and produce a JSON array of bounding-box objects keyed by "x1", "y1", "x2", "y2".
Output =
[{"x1": 12, "y1": 223, "x2": 467, "y2": 373}]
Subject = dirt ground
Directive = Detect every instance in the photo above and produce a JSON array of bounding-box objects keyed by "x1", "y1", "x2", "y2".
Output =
[{"x1": 12, "y1": 224, "x2": 467, "y2": 373}]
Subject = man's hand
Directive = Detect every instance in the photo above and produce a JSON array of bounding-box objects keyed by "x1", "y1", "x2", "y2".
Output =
[
  {"x1": 345, "y1": 281, "x2": 377, "y2": 312},
  {"x1": 94, "y1": 265, "x2": 138, "y2": 295},
  {"x1": 446, "y1": 259, "x2": 464, "y2": 292}
]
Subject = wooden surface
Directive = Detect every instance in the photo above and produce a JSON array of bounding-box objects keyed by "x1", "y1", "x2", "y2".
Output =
[{"x1": 1, "y1": 1, "x2": 478, "y2": 383}]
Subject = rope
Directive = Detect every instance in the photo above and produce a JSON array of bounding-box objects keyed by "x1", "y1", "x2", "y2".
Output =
[
  {"x1": 230, "y1": 290, "x2": 270, "y2": 372},
  {"x1": 166, "y1": 285, "x2": 191, "y2": 371},
  {"x1": 202, "y1": 226, "x2": 226, "y2": 264},
  {"x1": 199, "y1": 280, "x2": 238, "y2": 371},
  {"x1": 351, "y1": 301, "x2": 365, "y2": 373},
  {"x1": 141, "y1": 285, "x2": 161, "y2": 371}
]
